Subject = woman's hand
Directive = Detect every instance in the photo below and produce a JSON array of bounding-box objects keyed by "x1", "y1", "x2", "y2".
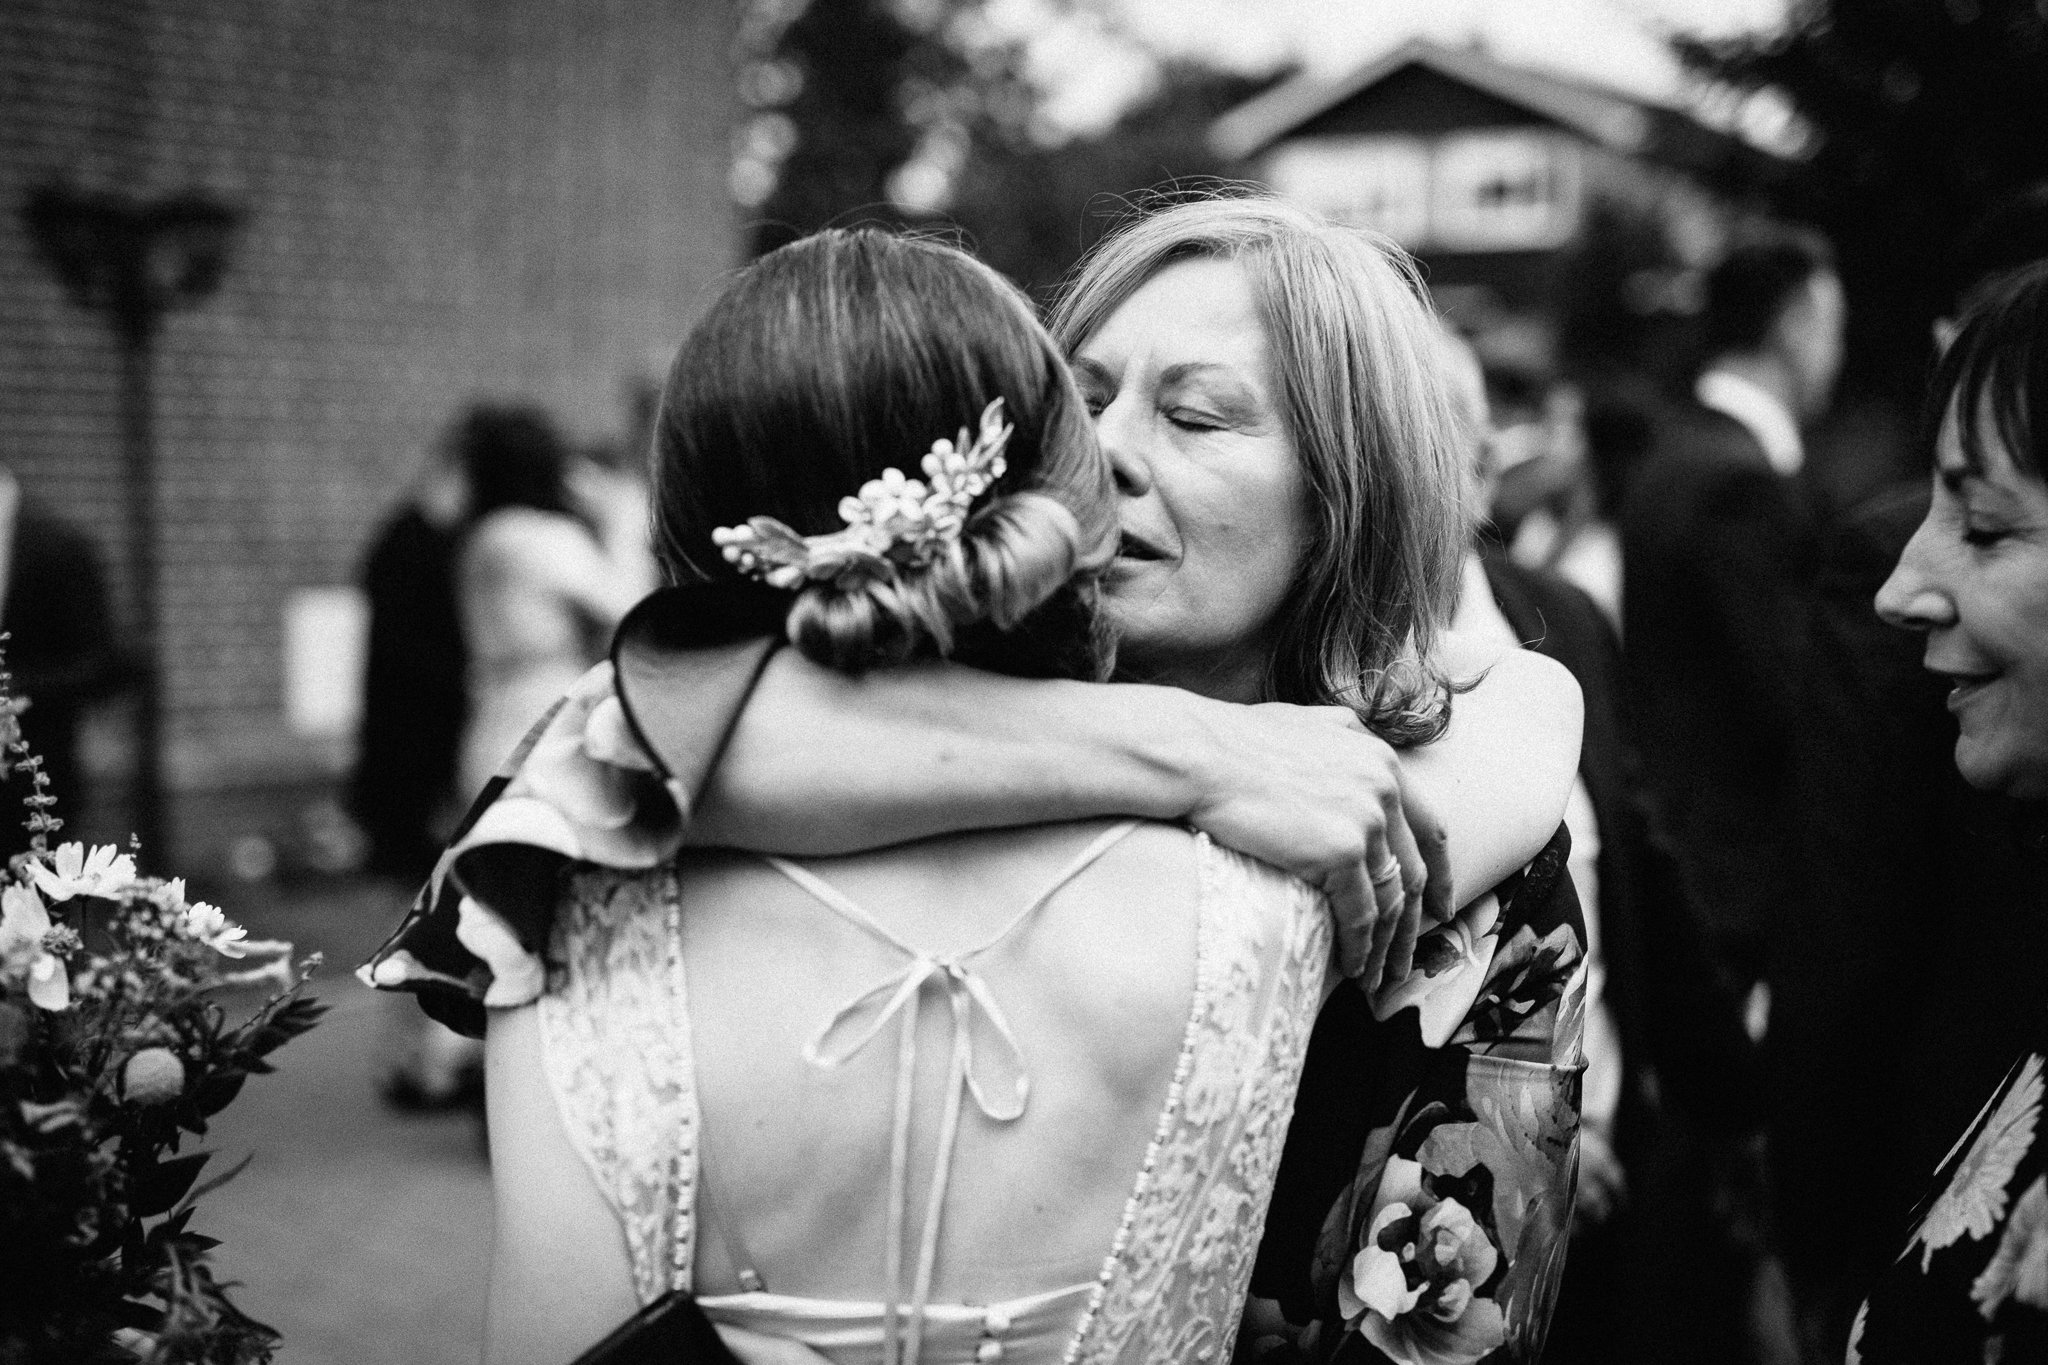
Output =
[{"x1": 1183, "y1": 702, "x2": 1451, "y2": 987}]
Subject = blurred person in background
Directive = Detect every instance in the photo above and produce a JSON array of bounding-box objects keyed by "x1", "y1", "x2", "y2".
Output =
[
  {"x1": 383, "y1": 403, "x2": 651, "y2": 1111},
  {"x1": 0, "y1": 466, "x2": 125, "y2": 853},
  {"x1": 1535, "y1": 395, "x2": 1658, "y2": 634},
  {"x1": 349, "y1": 430, "x2": 470, "y2": 884},
  {"x1": 573, "y1": 375, "x2": 662, "y2": 603},
  {"x1": 1772, "y1": 190, "x2": 2048, "y2": 1361},
  {"x1": 1847, "y1": 256, "x2": 2048, "y2": 1364},
  {"x1": 1446, "y1": 337, "x2": 1791, "y2": 1365},
  {"x1": 1470, "y1": 345, "x2": 1567, "y2": 548},
  {"x1": 453, "y1": 403, "x2": 651, "y2": 802},
  {"x1": 1489, "y1": 368, "x2": 1621, "y2": 625},
  {"x1": 1622, "y1": 226, "x2": 1844, "y2": 1009}
]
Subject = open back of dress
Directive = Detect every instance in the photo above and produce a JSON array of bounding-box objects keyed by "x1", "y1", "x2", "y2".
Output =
[{"x1": 537, "y1": 823, "x2": 1329, "y2": 1365}]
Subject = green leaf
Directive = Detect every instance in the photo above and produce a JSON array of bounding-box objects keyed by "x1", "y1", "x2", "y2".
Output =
[
  {"x1": 120, "y1": 1217, "x2": 147, "y2": 1274},
  {"x1": 242, "y1": 996, "x2": 325, "y2": 1062},
  {"x1": 192, "y1": 1070, "x2": 246, "y2": 1117},
  {"x1": 176, "y1": 1150, "x2": 253, "y2": 1210},
  {"x1": 131, "y1": 1151, "x2": 210, "y2": 1218},
  {"x1": 224, "y1": 991, "x2": 324, "y2": 1060}
]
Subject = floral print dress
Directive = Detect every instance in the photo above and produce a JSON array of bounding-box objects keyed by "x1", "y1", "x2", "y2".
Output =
[
  {"x1": 1245, "y1": 831, "x2": 1588, "y2": 1365},
  {"x1": 1851, "y1": 1020, "x2": 2048, "y2": 1363}
]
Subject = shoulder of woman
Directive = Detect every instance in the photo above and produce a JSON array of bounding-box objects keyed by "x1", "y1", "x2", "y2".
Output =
[
  {"x1": 1499, "y1": 646, "x2": 1584, "y2": 714},
  {"x1": 1463, "y1": 646, "x2": 1584, "y2": 747},
  {"x1": 361, "y1": 662, "x2": 685, "y2": 1016}
]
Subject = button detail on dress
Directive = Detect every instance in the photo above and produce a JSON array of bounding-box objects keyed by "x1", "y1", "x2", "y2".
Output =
[
  {"x1": 982, "y1": 1306, "x2": 1012, "y2": 1335},
  {"x1": 976, "y1": 1341, "x2": 1003, "y2": 1362}
]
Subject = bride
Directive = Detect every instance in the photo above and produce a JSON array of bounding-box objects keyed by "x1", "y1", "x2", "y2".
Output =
[{"x1": 482, "y1": 228, "x2": 1345, "y2": 1364}]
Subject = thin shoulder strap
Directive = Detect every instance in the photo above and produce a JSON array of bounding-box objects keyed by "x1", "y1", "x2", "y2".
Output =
[
  {"x1": 748, "y1": 819, "x2": 1144, "y2": 1365},
  {"x1": 761, "y1": 819, "x2": 1144, "y2": 964}
]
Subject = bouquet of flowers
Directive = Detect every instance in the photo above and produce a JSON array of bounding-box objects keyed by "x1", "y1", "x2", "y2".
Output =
[{"x1": 0, "y1": 662, "x2": 322, "y2": 1364}]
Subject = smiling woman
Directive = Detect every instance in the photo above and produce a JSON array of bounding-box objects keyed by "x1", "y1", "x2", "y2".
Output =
[
  {"x1": 1877, "y1": 260, "x2": 2048, "y2": 800},
  {"x1": 1853, "y1": 258, "x2": 2048, "y2": 1362}
]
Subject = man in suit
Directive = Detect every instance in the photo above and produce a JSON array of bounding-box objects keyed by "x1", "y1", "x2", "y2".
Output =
[{"x1": 1622, "y1": 228, "x2": 1844, "y2": 998}]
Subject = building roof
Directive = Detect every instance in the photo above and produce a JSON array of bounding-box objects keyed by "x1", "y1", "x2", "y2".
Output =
[{"x1": 1209, "y1": 38, "x2": 1785, "y2": 186}]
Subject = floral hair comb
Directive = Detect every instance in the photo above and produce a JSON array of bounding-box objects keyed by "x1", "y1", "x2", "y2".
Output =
[{"x1": 713, "y1": 398, "x2": 1013, "y2": 591}]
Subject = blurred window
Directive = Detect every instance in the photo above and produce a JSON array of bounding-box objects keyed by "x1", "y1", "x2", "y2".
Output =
[{"x1": 1264, "y1": 136, "x2": 1432, "y2": 246}]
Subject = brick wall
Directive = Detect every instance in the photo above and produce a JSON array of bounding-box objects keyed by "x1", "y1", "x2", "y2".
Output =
[{"x1": 0, "y1": 0, "x2": 739, "y2": 866}]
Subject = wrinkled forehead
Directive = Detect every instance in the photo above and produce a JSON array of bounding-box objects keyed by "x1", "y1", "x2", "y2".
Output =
[{"x1": 1079, "y1": 256, "x2": 1274, "y2": 375}]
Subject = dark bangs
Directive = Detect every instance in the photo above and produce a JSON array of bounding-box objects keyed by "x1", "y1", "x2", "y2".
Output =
[{"x1": 1928, "y1": 259, "x2": 2048, "y2": 482}]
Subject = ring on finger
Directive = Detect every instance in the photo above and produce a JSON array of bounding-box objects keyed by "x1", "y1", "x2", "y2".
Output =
[{"x1": 1369, "y1": 854, "x2": 1403, "y2": 887}]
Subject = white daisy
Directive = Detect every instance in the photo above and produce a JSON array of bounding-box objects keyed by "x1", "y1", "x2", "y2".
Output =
[
  {"x1": 180, "y1": 900, "x2": 251, "y2": 958},
  {"x1": 30, "y1": 842, "x2": 139, "y2": 902}
]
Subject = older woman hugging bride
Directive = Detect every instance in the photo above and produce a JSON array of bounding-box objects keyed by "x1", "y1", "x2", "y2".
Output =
[{"x1": 365, "y1": 197, "x2": 1585, "y2": 1365}]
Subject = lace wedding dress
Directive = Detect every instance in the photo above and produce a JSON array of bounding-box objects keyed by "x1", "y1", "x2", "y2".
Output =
[{"x1": 536, "y1": 822, "x2": 1329, "y2": 1365}]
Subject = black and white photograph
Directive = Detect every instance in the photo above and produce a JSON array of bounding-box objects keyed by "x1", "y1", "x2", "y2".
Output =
[{"x1": 2, "y1": 1, "x2": 2045, "y2": 1363}]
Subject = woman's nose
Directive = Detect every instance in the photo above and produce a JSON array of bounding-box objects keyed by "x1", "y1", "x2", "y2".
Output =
[
  {"x1": 1097, "y1": 398, "x2": 1153, "y2": 498},
  {"x1": 1875, "y1": 522, "x2": 1955, "y2": 631}
]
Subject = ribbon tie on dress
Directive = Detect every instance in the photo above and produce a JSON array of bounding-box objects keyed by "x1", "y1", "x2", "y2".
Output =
[
  {"x1": 764, "y1": 820, "x2": 1141, "y2": 1365},
  {"x1": 803, "y1": 954, "x2": 1030, "y2": 1120}
]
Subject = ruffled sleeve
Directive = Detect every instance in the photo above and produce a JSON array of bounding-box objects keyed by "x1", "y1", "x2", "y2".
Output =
[{"x1": 358, "y1": 584, "x2": 787, "y2": 1037}]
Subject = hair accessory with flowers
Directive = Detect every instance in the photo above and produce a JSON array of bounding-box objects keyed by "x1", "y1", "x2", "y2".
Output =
[{"x1": 712, "y1": 397, "x2": 1012, "y2": 591}]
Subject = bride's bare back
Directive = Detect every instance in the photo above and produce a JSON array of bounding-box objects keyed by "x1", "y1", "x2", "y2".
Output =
[
  {"x1": 682, "y1": 819, "x2": 1201, "y2": 1302},
  {"x1": 486, "y1": 813, "x2": 1334, "y2": 1365}
]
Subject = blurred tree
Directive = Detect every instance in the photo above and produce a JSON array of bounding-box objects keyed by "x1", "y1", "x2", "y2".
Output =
[
  {"x1": 735, "y1": 0, "x2": 969, "y2": 255},
  {"x1": 1555, "y1": 194, "x2": 1707, "y2": 398},
  {"x1": 1676, "y1": 0, "x2": 2048, "y2": 394},
  {"x1": 947, "y1": 64, "x2": 1268, "y2": 301},
  {"x1": 731, "y1": 0, "x2": 1268, "y2": 294}
]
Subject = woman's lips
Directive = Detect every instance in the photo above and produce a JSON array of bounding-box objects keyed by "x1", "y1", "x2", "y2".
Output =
[
  {"x1": 1115, "y1": 533, "x2": 1166, "y2": 562},
  {"x1": 1942, "y1": 672, "x2": 1998, "y2": 712}
]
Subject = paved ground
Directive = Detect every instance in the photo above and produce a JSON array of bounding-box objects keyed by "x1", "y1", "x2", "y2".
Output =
[{"x1": 187, "y1": 876, "x2": 493, "y2": 1365}]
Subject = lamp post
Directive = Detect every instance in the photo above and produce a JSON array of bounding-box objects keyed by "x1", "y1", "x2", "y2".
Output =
[{"x1": 20, "y1": 183, "x2": 242, "y2": 861}]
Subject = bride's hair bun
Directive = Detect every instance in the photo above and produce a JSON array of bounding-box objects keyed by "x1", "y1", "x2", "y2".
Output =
[
  {"x1": 652, "y1": 228, "x2": 1117, "y2": 681},
  {"x1": 786, "y1": 491, "x2": 1086, "y2": 673}
]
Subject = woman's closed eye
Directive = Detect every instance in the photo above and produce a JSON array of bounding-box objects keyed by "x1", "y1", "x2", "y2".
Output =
[
  {"x1": 1963, "y1": 523, "x2": 2010, "y2": 548},
  {"x1": 1166, "y1": 405, "x2": 1227, "y2": 432}
]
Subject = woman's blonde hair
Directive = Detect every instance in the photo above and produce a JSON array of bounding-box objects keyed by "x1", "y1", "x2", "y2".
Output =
[
  {"x1": 654, "y1": 229, "x2": 1117, "y2": 678},
  {"x1": 1050, "y1": 193, "x2": 1473, "y2": 745}
]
